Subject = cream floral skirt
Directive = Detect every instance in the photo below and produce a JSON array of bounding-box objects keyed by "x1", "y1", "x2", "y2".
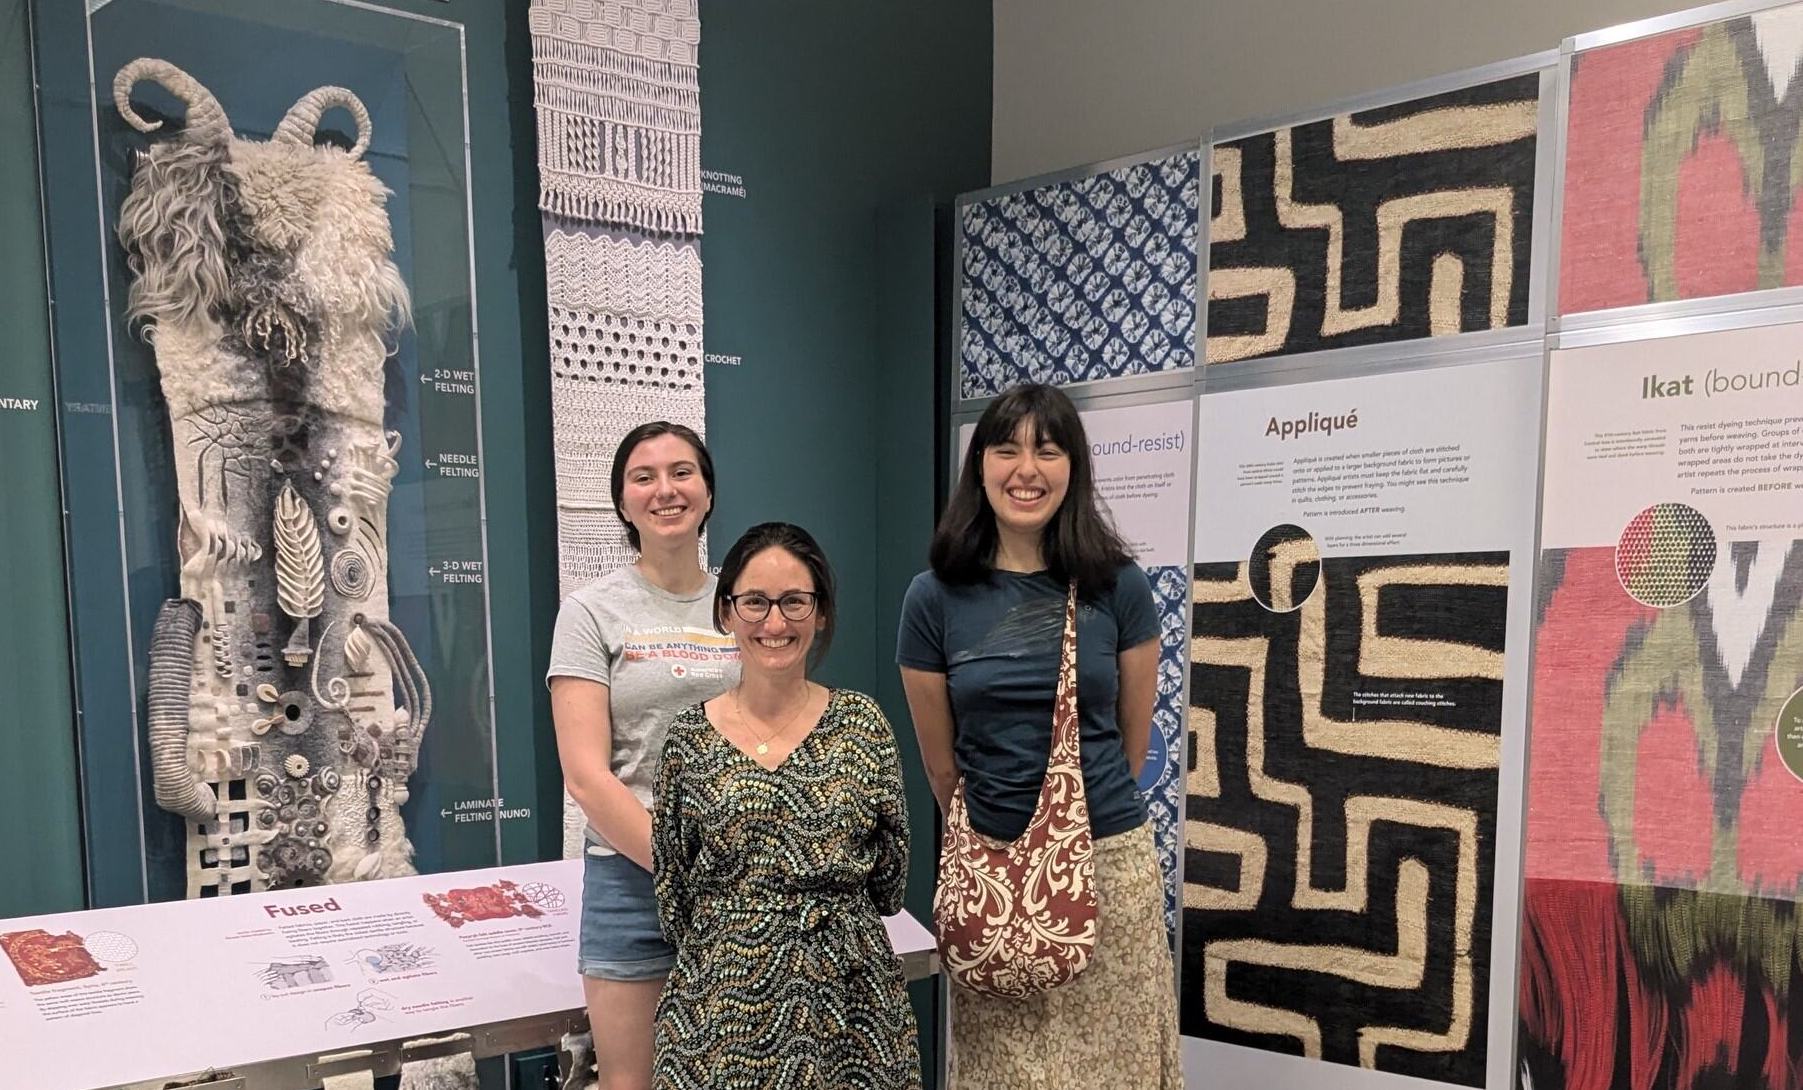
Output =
[{"x1": 947, "y1": 821, "x2": 1181, "y2": 1089}]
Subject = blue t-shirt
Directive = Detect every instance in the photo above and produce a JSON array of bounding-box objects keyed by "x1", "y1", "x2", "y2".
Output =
[{"x1": 895, "y1": 562, "x2": 1156, "y2": 842}]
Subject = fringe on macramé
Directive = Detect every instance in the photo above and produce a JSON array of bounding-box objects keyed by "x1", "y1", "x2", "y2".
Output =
[{"x1": 537, "y1": 190, "x2": 702, "y2": 235}]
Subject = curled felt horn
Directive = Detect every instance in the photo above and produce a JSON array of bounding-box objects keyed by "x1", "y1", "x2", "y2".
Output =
[
  {"x1": 113, "y1": 58, "x2": 230, "y2": 143},
  {"x1": 273, "y1": 86, "x2": 372, "y2": 159}
]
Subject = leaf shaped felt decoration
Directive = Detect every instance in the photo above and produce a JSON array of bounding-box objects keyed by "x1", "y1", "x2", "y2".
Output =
[{"x1": 274, "y1": 480, "x2": 325, "y2": 620}]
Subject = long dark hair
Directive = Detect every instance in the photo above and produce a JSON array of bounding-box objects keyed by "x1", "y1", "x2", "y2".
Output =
[
  {"x1": 929, "y1": 383, "x2": 1131, "y2": 599},
  {"x1": 714, "y1": 522, "x2": 838, "y2": 668},
  {"x1": 610, "y1": 421, "x2": 715, "y2": 551}
]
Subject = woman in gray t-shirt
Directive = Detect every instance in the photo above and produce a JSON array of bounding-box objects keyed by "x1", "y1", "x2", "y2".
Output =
[{"x1": 547, "y1": 422, "x2": 739, "y2": 1090}]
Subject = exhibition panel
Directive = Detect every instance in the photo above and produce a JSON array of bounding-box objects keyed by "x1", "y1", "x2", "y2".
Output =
[
  {"x1": 1518, "y1": 312, "x2": 1803, "y2": 1087},
  {"x1": 956, "y1": 144, "x2": 1203, "y2": 401},
  {"x1": 1205, "y1": 58, "x2": 1554, "y2": 368},
  {"x1": 0, "y1": 855, "x2": 939, "y2": 1090},
  {"x1": 37, "y1": 0, "x2": 501, "y2": 904},
  {"x1": 1182, "y1": 350, "x2": 1544, "y2": 1090}
]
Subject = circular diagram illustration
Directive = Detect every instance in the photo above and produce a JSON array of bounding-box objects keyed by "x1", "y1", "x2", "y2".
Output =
[
  {"x1": 519, "y1": 882, "x2": 567, "y2": 911},
  {"x1": 83, "y1": 931, "x2": 138, "y2": 965},
  {"x1": 1248, "y1": 524, "x2": 1321, "y2": 612},
  {"x1": 1616, "y1": 501, "x2": 1716, "y2": 607}
]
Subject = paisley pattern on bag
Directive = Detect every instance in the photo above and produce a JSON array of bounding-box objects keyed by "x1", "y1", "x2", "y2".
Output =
[{"x1": 934, "y1": 586, "x2": 1098, "y2": 999}]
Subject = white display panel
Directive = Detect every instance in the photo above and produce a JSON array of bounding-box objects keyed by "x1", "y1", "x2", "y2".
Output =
[
  {"x1": 1516, "y1": 315, "x2": 1803, "y2": 1089},
  {"x1": 1196, "y1": 359, "x2": 1541, "y2": 559},
  {"x1": 1, "y1": 860, "x2": 934, "y2": 1090},
  {"x1": 1543, "y1": 320, "x2": 1803, "y2": 548},
  {"x1": 1181, "y1": 354, "x2": 1542, "y2": 1090}
]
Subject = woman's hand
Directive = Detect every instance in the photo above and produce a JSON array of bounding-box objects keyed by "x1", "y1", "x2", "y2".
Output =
[
  {"x1": 550, "y1": 676, "x2": 655, "y2": 870},
  {"x1": 898, "y1": 667, "x2": 959, "y2": 812},
  {"x1": 1117, "y1": 637, "x2": 1159, "y2": 780}
]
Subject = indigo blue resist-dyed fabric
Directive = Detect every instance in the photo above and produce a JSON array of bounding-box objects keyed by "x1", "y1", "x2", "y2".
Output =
[{"x1": 959, "y1": 152, "x2": 1199, "y2": 398}]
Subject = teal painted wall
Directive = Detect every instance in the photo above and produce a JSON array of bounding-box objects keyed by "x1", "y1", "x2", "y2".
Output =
[{"x1": 0, "y1": 0, "x2": 84, "y2": 919}]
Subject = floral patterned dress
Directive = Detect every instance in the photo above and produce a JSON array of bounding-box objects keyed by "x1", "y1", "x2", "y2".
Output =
[{"x1": 651, "y1": 689, "x2": 920, "y2": 1090}]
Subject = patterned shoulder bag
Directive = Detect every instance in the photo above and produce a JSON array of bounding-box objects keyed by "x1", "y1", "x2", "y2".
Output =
[{"x1": 933, "y1": 582, "x2": 1097, "y2": 998}]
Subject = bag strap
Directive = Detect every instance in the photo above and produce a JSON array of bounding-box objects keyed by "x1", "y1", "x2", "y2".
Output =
[{"x1": 1047, "y1": 581, "x2": 1081, "y2": 769}]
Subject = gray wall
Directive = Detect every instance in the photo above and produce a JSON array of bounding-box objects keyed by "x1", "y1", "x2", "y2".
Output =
[{"x1": 992, "y1": 0, "x2": 1706, "y2": 183}]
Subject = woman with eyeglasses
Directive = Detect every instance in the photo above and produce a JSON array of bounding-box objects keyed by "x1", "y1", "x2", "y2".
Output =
[
  {"x1": 896, "y1": 383, "x2": 1180, "y2": 1088},
  {"x1": 547, "y1": 422, "x2": 740, "y2": 1090},
  {"x1": 651, "y1": 522, "x2": 920, "y2": 1090}
]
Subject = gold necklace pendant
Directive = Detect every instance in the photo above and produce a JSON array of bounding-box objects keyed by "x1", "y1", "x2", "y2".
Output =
[{"x1": 756, "y1": 742, "x2": 770, "y2": 755}]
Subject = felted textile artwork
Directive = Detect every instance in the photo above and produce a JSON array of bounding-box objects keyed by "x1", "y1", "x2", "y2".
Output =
[
  {"x1": 1520, "y1": 540, "x2": 1803, "y2": 1086},
  {"x1": 959, "y1": 150, "x2": 1199, "y2": 399},
  {"x1": 0, "y1": 930, "x2": 104, "y2": 987},
  {"x1": 114, "y1": 61, "x2": 427, "y2": 897},
  {"x1": 1207, "y1": 74, "x2": 1539, "y2": 365},
  {"x1": 1560, "y1": 6, "x2": 1803, "y2": 313},
  {"x1": 529, "y1": 0, "x2": 701, "y2": 233},
  {"x1": 1182, "y1": 552, "x2": 1509, "y2": 1086},
  {"x1": 421, "y1": 880, "x2": 545, "y2": 929},
  {"x1": 396, "y1": 1045, "x2": 480, "y2": 1090},
  {"x1": 1143, "y1": 564, "x2": 1189, "y2": 944},
  {"x1": 545, "y1": 227, "x2": 705, "y2": 596}
]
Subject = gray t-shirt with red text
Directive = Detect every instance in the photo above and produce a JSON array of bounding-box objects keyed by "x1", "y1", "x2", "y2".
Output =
[{"x1": 547, "y1": 566, "x2": 739, "y2": 854}]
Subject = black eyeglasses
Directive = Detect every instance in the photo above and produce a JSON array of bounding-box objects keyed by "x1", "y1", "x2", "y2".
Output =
[{"x1": 726, "y1": 591, "x2": 818, "y2": 623}]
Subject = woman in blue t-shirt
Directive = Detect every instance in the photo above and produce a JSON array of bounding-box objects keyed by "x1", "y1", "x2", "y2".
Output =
[{"x1": 896, "y1": 382, "x2": 1180, "y2": 1088}]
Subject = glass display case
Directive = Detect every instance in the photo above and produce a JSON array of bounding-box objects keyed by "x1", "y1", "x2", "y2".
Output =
[{"x1": 44, "y1": 0, "x2": 498, "y2": 902}]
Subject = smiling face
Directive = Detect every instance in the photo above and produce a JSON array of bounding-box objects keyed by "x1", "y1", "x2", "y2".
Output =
[
  {"x1": 619, "y1": 433, "x2": 711, "y2": 549},
  {"x1": 721, "y1": 545, "x2": 822, "y2": 677},
  {"x1": 981, "y1": 416, "x2": 1071, "y2": 540}
]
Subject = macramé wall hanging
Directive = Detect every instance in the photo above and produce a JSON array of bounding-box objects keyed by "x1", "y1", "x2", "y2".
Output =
[
  {"x1": 114, "y1": 60, "x2": 429, "y2": 897},
  {"x1": 529, "y1": 0, "x2": 707, "y2": 855}
]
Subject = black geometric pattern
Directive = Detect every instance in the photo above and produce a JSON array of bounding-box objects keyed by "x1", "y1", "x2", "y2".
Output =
[
  {"x1": 1208, "y1": 74, "x2": 1539, "y2": 365},
  {"x1": 1182, "y1": 553, "x2": 1508, "y2": 1086}
]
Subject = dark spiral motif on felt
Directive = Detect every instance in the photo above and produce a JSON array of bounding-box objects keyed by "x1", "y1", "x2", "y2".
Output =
[
  {"x1": 1616, "y1": 501, "x2": 1716, "y2": 607},
  {"x1": 329, "y1": 548, "x2": 374, "y2": 600},
  {"x1": 651, "y1": 691, "x2": 919, "y2": 1089},
  {"x1": 959, "y1": 151, "x2": 1199, "y2": 399},
  {"x1": 1207, "y1": 74, "x2": 1540, "y2": 365},
  {"x1": 1182, "y1": 553, "x2": 1509, "y2": 1086}
]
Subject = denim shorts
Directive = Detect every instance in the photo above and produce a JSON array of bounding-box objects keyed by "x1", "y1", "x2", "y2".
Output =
[{"x1": 578, "y1": 849, "x2": 676, "y2": 981}]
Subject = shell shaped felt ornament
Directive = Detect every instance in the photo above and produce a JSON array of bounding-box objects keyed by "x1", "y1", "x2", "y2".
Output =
[{"x1": 343, "y1": 623, "x2": 374, "y2": 675}]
